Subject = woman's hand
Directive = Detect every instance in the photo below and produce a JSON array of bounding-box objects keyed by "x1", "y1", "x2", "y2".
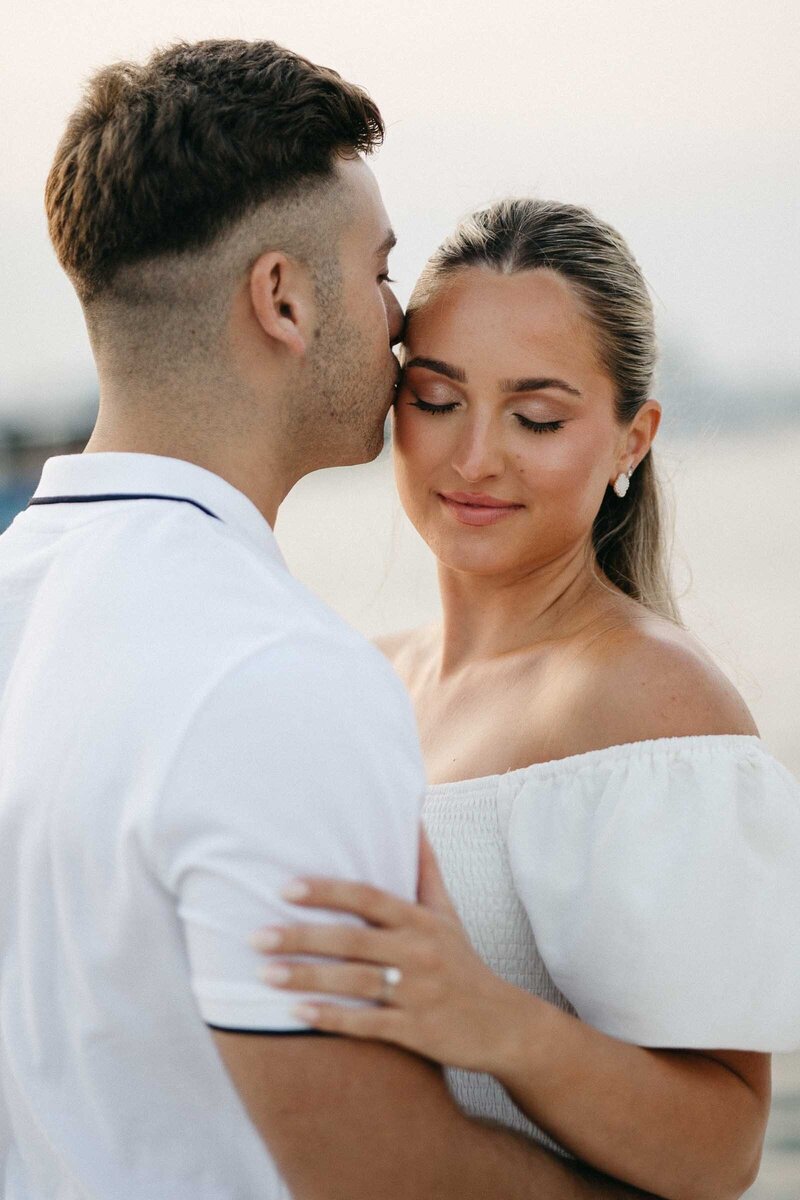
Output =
[{"x1": 249, "y1": 830, "x2": 525, "y2": 1074}]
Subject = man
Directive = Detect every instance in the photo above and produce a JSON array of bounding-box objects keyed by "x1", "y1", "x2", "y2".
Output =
[{"x1": 0, "y1": 40, "x2": 647, "y2": 1197}]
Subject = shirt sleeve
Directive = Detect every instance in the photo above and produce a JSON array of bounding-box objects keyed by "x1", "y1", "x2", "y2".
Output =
[
  {"x1": 503, "y1": 736, "x2": 800, "y2": 1051},
  {"x1": 146, "y1": 633, "x2": 425, "y2": 1032}
]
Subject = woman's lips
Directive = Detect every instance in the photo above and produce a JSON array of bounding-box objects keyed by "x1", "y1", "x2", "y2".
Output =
[{"x1": 438, "y1": 492, "x2": 524, "y2": 527}]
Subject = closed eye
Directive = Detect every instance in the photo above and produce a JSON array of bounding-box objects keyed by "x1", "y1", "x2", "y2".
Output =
[
  {"x1": 409, "y1": 396, "x2": 566, "y2": 432},
  {"x1": 409, "y1": 397, "x2": 459, "y2": 415},
  {"x1": 515, "y1": 415, "x2": 566, "y2": 433}
]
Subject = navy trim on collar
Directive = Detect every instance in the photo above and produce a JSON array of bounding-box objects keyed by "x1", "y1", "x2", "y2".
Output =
[{"x1": 26, "y1": 493, "x2": 221, "y2": 521}]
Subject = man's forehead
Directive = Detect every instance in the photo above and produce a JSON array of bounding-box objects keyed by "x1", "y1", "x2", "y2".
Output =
[{"x1": 334, "y1": 155, "x2": 393, "y2": 245}]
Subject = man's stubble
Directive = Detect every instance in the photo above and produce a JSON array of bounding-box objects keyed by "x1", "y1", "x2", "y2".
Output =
[{"x1": 289, "y1": 261, "x2": 392, "y2": 470}]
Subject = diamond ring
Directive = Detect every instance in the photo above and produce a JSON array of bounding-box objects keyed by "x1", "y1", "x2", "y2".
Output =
[{"x1": 378, "y1": 965, "x2": 403, "y2": 1005}]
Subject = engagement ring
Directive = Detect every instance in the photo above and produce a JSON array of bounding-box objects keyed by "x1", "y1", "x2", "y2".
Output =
[{"x1": 378, "y1": 965, "x2": 403, "y2": 1004}]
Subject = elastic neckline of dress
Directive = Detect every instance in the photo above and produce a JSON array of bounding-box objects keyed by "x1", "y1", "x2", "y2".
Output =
[{"x1": 425, "y1": 733, "x2": 764, "y2": 796}]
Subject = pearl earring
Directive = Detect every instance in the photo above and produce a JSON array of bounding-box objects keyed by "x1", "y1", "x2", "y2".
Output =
[{"x1": 613, "y1": 468, "x2": 633, "y2": 498}]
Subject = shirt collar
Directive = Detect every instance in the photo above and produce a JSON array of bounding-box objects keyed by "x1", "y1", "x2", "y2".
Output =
[{"x1": 32, "y1": 452, "x2": 286, "y2": 568}]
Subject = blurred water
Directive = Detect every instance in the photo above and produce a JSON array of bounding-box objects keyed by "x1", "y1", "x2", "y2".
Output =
[
  {"x1": 276, "y1": 423, "x2": 800, "y2": 1198},
  {"x1": 750, "y1": 1053, "x2": 800, "y2": 1199}
]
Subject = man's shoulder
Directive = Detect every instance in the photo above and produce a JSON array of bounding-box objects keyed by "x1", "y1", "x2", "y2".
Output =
[
  {"x1": 112, "y1": 509, "x2": 415, "y2": 712},
  {"x1": 30, "y1": 504, "x2": 400, "y2": 712},
  {"x1": 54, "y1": 503, "x2": 339, "y2": 637},
  {"x1": 215, "y1": 620, "x2": 414, "y2": 726}
]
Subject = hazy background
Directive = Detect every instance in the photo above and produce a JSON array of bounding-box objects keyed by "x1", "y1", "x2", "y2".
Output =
[
  {"x1": 2, "y1": 1, "x2": 798, "y2": 1194},
  {"x1": 2, "y1": 0, "x2": 799, "y2": 429}
]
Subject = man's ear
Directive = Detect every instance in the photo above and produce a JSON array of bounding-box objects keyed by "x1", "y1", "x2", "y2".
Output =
[{"x1": 249, "y1": 252, "x2": 314, "y2": 357}]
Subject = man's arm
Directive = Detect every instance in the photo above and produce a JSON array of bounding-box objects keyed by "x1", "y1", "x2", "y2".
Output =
[
  {"x1": 213, "y1": 1031, "x2": 658, "y2": 1199},
  {"x1": 149, "y1": 638, "x2": 654, "y2": 1197}
]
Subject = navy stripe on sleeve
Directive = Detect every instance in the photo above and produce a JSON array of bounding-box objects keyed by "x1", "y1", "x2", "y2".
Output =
[{"x1": 207, "y1": 1023, "x2": 341, "y2": 1037}]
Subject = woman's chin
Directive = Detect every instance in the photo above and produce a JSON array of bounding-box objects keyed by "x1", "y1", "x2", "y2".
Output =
[{"x1": 424, "y1": 529, "x2": 530, "y2": 578}]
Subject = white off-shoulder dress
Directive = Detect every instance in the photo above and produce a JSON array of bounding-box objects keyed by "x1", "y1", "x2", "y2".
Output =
[{"x1": 421, "y1": 735, "x2": 800, "y2": 1152}]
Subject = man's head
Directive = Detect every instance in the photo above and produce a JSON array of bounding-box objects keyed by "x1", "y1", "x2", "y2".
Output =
[{"x1": 46, "y1": 40, "x2": 402, "y2": 483}]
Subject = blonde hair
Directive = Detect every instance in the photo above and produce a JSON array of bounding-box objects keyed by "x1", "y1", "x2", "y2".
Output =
[{"x1": 407, "y1": 198, "x2": 679, "y2": 622}]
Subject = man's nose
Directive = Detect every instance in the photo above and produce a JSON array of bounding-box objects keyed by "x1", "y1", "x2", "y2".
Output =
[{"x1": 385, "y1": 286, "x2": 405, "y2": 347}]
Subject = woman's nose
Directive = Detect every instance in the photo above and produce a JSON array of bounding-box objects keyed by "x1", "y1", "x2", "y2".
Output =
[{"x1": 450, "y1": 421, "x2": 504, "y2": 482}]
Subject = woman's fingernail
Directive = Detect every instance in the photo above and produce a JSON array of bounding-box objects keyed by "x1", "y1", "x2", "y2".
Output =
[
  {"x1": 260, "y1": 964, "x2": 291, "y2": 985},
  {"x1": 281, "y1": 880, "x2": 310, "y2": 901},
  {"x1": 293, "y1": 1004, "x2": 319, "y2": 1022},
  {"x1": 248, "y1": 929, "x2": 282, "y2": 951}
]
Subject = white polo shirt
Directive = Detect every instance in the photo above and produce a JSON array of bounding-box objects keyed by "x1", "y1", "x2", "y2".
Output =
[{"x1": 0, "y1": 452, "x2": 425, "y2": 1199}]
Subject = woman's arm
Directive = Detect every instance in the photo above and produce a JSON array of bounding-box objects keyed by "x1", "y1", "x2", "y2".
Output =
[
  {"x1": 488, "y1": 988, "x2": 770, "y2": 1200},
  {"x1": 476, "y1": 623, "x2": 770, "y2": 1197},
  {"x1": 252, "y1": 843, "x2": 770, "y2": 1200}
]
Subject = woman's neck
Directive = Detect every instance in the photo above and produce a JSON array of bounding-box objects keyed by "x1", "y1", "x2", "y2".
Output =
[{"x1": 436, "y1": 545, "x2": 614, "y2": 678}]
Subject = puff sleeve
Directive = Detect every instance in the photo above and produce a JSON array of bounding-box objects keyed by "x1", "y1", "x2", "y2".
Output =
[{"x1": 503, "y1": 736, "x2": 800, "y2": 1051}]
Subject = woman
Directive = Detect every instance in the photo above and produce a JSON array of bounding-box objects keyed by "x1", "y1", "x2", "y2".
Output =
[{"x1": 250, "y1": 199, "x2": 800, "y2": 1199}]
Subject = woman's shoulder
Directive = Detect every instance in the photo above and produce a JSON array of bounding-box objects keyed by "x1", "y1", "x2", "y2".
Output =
[
  {"x1": 507, "y1": 616, "x2": 800, "y2": 1053},
  {"x1": 372, "y1": 623, "x2": 439, "y2": 684},
  {"x1": 560, "y1": 612, "x2": 758, "y2": 750}
]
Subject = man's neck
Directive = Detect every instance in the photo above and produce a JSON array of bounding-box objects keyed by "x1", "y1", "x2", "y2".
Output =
[{"x1": 83, "y1": 423, "x2": 289, "y2": 529}]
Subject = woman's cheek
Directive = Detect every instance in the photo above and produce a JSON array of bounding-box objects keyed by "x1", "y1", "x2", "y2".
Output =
[
  {"x1": 547, "y1": 443, "x2": 613, "y2": 530},
  {"x1": 514, "y1": 437, "x2": 576, "y2": 494},
  {"x1": 394, "y1": 411, "x2": 446, "y2": 479},
  {"x1": 392, "y1": 420, "x2": 429, "y2": 519},
  {"x1": 391, "y1": 406, "x2": 415, "y2": 459},
  {"x1": 516, "y1": 436, "x2": 604, "y2": 531}
]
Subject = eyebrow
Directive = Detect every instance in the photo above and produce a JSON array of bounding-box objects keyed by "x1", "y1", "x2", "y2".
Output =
[
  {"x1": 377, "y1": 231, "x2": 397, "y2": 256},
  {"x1": 405, "y1": 357, "x2": 466, "y2": 383},
  {"x1": 406, "y1": 357, "x2": 581, "y2": 397},
  {"x1": 500, "y1": 376, "x2": 582, "y2": 397}
]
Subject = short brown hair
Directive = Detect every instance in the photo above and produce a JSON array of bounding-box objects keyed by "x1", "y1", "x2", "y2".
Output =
[{"x1": 46, "y1": 39, "x2": 384, "y2": 301}]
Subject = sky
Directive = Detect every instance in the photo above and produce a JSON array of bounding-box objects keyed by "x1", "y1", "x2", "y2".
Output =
[{"x1": 1, "y1": 0, "x2": 798, "y2": 427}]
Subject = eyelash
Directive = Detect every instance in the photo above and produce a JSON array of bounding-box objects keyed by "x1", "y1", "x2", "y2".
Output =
[
  {"x1": 516, "y1": 414, "x2": 565, "y2": 434},
  {"x1": 379, "y1": 274, "x2": 396, "y2": 284},
  {"x1": 409, "y1": 397, "x2": 565, "y2": 434}
]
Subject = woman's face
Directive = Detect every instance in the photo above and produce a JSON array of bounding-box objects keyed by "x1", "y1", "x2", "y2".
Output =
[{"x1": 393, "y1": 266, "x2": 650, "y2": 580}]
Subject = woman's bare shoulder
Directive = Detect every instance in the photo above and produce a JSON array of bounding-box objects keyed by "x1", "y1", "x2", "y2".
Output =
[
  {"x1": 372, "y1": 623, "x2": 439, "y2": 678},
  {"x1": 565, "y1": 613, "x2": 758, "y2": 746},
  {"x1": 372, "y1": 629, "x2": 414, "y2": 663}
]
